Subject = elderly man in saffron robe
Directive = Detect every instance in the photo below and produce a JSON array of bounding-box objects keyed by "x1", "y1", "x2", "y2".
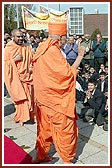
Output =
[
  {"x1": 4, "y1": 29, "x2": 35, "y2": 126},
  {"x1": 32, "y1": 22, "x2": 85, "y2": 164}
]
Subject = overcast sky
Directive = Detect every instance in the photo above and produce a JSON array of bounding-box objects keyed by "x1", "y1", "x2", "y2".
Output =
[{"x1": 31, "y1": 2, "x2": 109, "y2": 14}]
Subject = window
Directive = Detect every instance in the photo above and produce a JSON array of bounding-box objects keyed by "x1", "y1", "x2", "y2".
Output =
[
  {"x1": 79, "y1": 22, "x2": 82, "y2": 25},
  {"x1": 74, "y1": 18, "x2": 78, "y2": 21},
  {"x1": 71, "y1": 30, "x2": 74, "y2": 34},
  {"x1": 71, "y1": 22, "x2": 74, "y2": 25},
  {"x1": 74, "y1": 9, "x2": 78, "y2": 12},
  {"x1": 79, "y1": 30, "x2": 82, "y2": 33},
  {"x1": 79, "y1": 17, "x2": 82, "y2": 21},
  {"x1": 75, "y1": 22, "x2": 78, "y2": 25},
  {"x1": 70, "y1": 18, "x2": 75, "y2": 21},
  {"x1": 75, "y1": 30, "x2": 78, "y2": 33},
  {"x1": 74, "y1": 13, "x2": 78, "y2": 17},
  {"x1": 75, "y1": 26, "x2": 78, "y2": 29},
  {"x1": 79, "y1": 12, "x2": 82, "y2": 16},
  {"x1": 70, "y1": 8, "x2": 73, "y2": 12},
  {"x1": 70, "y1": 13, "x2": 74, "y2": 17},
  {"x1": 79, "y1": 9, "x2": 82, "y2": 12},
  {"x1": 69, "y1": 7, "x2": 83, "y2": 35},
  {"x1": 71, "y1": 26, "x2": 75, "y2": 29},
  {"x1": 79, "y1": 26, "x2": 82, "y2": 29}
]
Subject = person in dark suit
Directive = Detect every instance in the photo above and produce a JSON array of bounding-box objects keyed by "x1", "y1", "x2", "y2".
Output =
[
  {"x1": 97, "y1": 71, "x2": 108, "y2": 94},
  {"x1": 82, "y1": 70, "x2": 90, "y2": 91},
  {"x1": 80, "y1": 78, "x2": 106, "y2": 125},
  {"x1": 105, "y1": 66, "x2": 108, "y2": 80},
  {"x1": 89, "y1": 66, "x2": 99, "y2": 81}
]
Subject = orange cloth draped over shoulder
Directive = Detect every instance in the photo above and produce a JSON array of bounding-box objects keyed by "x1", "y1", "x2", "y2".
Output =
[
  {"x1": 33, "y1": 37, "x2": 77, "y2": 118},
  {"x1": 4, "y1": 41, "x2": 34, "y2": 123},
  {"x1": 32, "y1": 22, "x2": 78, "y2": 163},
  {"x1": 33, "y1": 37, "x2": 78, "y2": 162}
]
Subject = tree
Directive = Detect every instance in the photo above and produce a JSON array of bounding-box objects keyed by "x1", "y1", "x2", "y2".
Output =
[
  {"x1": 90, "y1": 28, "x2": 101, "y2": 41},
  {"x1": 4, "y1": 4, "x2": 33, "y2": 34},
  {"x1": 17, "y1": 4, "x2": 33, "y2": 28},
  {"x1": 9, "y1": 5, "x2": 17, "y2": 32},
  {"x1": 4, "y1": 5, "x2": 9, "y2": 33},
  {"x1": 4, "y1": 4, "x2": 17, "y2": 34}
]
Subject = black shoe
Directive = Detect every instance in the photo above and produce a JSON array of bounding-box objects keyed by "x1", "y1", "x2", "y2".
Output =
[
  {"x1": 83, "y1": 117, "x2": 88, "y2": 122},
  {"x1": 6, "y1": 94, "x2": 10, "y2": 98},
  {"x1": 102, "y1": 111, "x2": 108, "y2": 117},
  {"x1": 77, "y1": 114, "x2": 84, "y2": 119},
  {"x1": 93, "y1": 118, "x2": 96, "y2": 123},
  {"x1": 83, "y1": 116, "x2": 92, "y2": 122},
  {"x1": 103, "y1": 122, "x2": 108, "y2": 131},
  {"x1": 4, "y1": 93, "x2": 7, "y2": 97}
]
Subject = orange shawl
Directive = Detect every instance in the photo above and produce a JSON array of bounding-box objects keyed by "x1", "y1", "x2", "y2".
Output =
[
  {"x1": 33, "y1": 37, "x2": 77, "y2": 118},
  {"x1": 4, "y1": 41, "x2": 34, "y2": 102}
]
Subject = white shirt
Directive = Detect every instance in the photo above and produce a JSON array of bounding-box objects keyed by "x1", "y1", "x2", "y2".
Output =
[
  {"x1": 76, "y1": 81, "x2": 84, "y2": 92},
  {"x1": 101, "y1": 80, "x2": 105, "y2": 92},
  {"x1": 61, "y1": 49, "x2": 66, "y2": 58}
]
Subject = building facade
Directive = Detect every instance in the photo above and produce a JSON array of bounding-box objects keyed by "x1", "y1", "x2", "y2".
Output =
[
  {"x1": 84, "y1": 14, "x2": 108, "y2": 37},
  {"x1": 69, "y1": 7, "x2": 108, "y2": 37},
  {"x1": 69, "y1": 7, "x2": 84, "y2": 35}
]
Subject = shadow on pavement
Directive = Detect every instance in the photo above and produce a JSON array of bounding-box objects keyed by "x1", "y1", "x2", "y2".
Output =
[
  {"x1": 20, "y1": 154, "x2": 33, "y2": 164},
  {"x1": 4, "y1": 103, "x2": 15, "y2": 117},
  {"x1": 27, "y1": 120, "x2": 95, "y2": 164},
  {"x1": 28, "y1": 143, "x2": 59, "y2": 164},
  {"x1": 72, "y1": 119, "x2": 95, "y2": 163}
]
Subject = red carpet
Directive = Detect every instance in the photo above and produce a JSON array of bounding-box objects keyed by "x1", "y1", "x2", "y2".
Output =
[{"x1": 4, "y1": 135, "x2": 32, "y2": 164}]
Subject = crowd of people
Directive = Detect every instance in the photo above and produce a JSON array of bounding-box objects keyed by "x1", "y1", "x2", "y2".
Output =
[{"x1": 4, "y1": 22, "x2": 108, "y2": 164}]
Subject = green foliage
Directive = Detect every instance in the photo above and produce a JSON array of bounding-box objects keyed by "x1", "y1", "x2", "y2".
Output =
[
  {"x1": 20, "y1": 145, "x2": 31, "y2": 149},
  {"x1": 9, "y1": 136, "x2": 17, "y2": 140},
  {"x1": 4, "y1": 4, "x2": 17, "y2": 34},
  {"x1": 17, "y1": 4, "x2": 33, "y2": 28},
  {"x1": 4, "y1": 4, "x2": 33, "y2": 34},
  {"x1": 4, "y1": 128, "x2": 11, "y2": 132},
  {"x1": 90, "y1": 28, "x2": 101, "y2": 41}
]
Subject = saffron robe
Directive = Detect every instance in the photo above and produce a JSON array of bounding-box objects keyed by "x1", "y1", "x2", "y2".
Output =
[
  {"x1": 33, "y1": 37, "x2": 78, "y2": 162},
  {"x1": 4, "y1": 41, "x2": 34, "y2": 123}
]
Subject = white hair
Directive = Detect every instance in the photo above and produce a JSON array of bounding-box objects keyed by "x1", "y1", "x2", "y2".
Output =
[
  {"x1": 11, "y1": 29, "x2": 22, "y2": 37},
  {"x1": 49, "y1": 34, "x2": 60, "y2": 40}
]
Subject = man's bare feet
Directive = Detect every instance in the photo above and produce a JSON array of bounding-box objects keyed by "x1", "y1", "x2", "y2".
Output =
[
  {"x1": 33, "y1": 116, "x2": 37, "y2": 123},
  {"x1": 19, "y1": 122, "x2": 24, "y2": 126}
]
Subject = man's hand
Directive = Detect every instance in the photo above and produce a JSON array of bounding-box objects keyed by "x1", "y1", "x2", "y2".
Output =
[
  {"x1": 78, "y1": 46, "x2": 85, "y2": 57},
  {"x1": 14, "y1": 55, "x2": 23, "y2": 62},
  {"x1": 72, "y1": 46, "x2": 85, "y2": 68},
  {"x1": 86, "y1": 90, "x2": 91, "y2": 99},
  {"x1": 70, "y1": 44, "x2": 74, "y2": 50}
]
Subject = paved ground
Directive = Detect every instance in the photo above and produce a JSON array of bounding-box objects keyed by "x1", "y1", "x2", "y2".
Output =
[{"x1": 3, "y1": 97, "x2": 109, "y2": 165}]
